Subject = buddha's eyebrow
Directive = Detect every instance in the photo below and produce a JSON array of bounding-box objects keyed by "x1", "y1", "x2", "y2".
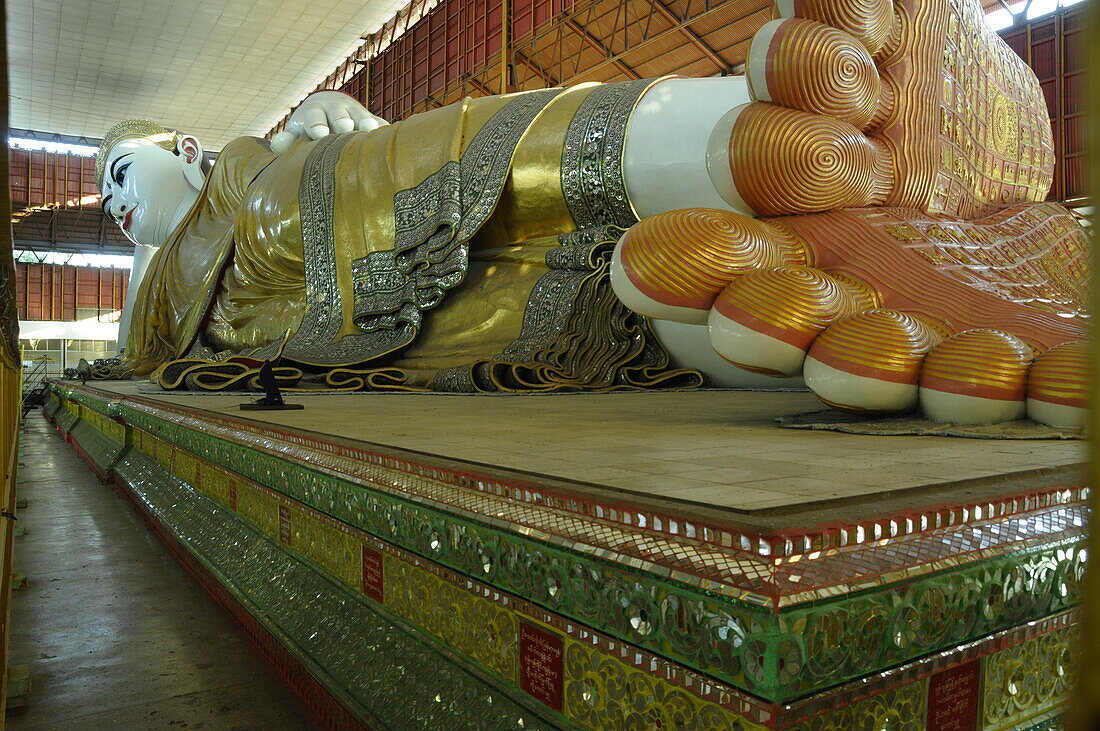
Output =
[{"x1": 109, "y1": 153, "x2": 133, "y2": 183}]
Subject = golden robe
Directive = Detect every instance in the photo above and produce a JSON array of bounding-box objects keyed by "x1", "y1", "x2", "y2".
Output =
[{"x1": 128, "y1": 80, "x2": 685, "y2": 390}]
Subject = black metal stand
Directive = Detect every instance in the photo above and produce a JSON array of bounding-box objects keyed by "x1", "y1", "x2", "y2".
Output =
[{"x1": 239, "y1": 361, "x2": 303, "y2": 411}]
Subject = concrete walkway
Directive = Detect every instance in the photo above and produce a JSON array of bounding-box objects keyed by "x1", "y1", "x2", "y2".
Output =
[{"x1": 5, "y1": 412, "x2": 319, "y2": 730}]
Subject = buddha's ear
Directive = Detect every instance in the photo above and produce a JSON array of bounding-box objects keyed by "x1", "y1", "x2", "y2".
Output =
[{"x1": 177, "y1": 135, "x2": 205, "y2": 190}]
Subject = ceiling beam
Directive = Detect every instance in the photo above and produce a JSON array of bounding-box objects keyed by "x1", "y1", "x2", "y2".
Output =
[
  {"x1": 513, "y1": 50, "x2": 560, "y2": 87},
  {"x1": 562, "y1": 18, "x2": 641, "y2": 80},
  {"x1": 467, "y1": 76, "x2": 495, "y2": 96},
  {"x1": 648, "y1": 0, "x2": 731, "y2": 74},
  {"x1": 11, "y1": 207, "x2": 132, "y2": 255},
  {"x1": 12, "y1": 240, "x2": 135, "y2": 256},
  {"x1": 556, "y1": 4, "x2": 763, "y2": 83}
]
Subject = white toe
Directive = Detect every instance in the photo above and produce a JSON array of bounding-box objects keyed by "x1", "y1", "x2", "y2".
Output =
[
  {"x1": 708, "y1": 308, "x2": 807, "y2": 376},
  {"x1": 920, "y1": 389, "x2": 1025, "y2": 425},
  {"x1": 610, "y1": 243, "x2": 710, "y2": 325},
  {"x1": 804, "y1": 356, "x2": 918, "y2": 413},
  {"x1": 1026, "y1": 398, "x2": 1087, "y2": 429}
]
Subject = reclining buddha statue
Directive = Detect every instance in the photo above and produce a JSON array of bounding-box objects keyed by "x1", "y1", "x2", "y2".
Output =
[{"x1": 99, "y1": 0, "x2": 1088, "y2": 427}]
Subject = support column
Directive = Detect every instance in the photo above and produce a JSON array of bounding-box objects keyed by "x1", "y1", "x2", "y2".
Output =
[{"x1": 500, "y1": 0, "x2": 511, "y2": 94}]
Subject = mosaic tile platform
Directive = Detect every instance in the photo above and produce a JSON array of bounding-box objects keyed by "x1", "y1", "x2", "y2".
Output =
[{"x1": 45, "y1": 382, "x2": 1083, "y2": 729}]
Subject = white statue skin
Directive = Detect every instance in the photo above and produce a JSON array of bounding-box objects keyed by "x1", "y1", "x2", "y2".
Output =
[
  {"x1": 101, "y1": 134, "x2": 205, "y2": 349},
  {"x1": 270, "y1": 90, "x2": 388, "y2": 154},
  {"x1": 101, "y1": 135, "x2": 205, "y2": 249}
]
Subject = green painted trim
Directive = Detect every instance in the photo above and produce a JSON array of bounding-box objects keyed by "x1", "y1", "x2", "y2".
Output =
[
  {"x1": 57, "y1": 388, "x2": 1087, "y2": 704},
  {"x1": 68, "y1": 420, "x2": 124, "y2": 472},
  {"x1": 113, "y1": 447, "x2": 575, "y2": 730}
]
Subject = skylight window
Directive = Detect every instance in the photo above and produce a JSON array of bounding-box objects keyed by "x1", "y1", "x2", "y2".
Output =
[
  {"x1": 13, "y1": 250, "x2": 132, "y2": 269},
  {"x1": 985, "y1": 0, "x2": 1087, "y2": 31},
  {"x1": 8, "y1": 137, "x2": 98, "y2": 157}
]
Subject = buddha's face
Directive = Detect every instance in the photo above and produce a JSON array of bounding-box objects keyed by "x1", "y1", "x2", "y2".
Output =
[{"x1": 99, "y1": 135, "x2": 205, "y2": 248}]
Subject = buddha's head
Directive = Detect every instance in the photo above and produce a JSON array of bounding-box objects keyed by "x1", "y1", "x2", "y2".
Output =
[{"x1": 96, "y1": 120, "x2": 207, "y2": 248}]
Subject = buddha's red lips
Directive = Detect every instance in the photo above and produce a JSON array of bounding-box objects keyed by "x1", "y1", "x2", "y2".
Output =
[{"x1": 122, "y1": 208, "x2": 135, "y2": 231}]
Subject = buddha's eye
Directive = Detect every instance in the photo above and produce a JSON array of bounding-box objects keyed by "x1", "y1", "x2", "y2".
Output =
[{"x1": 115, "y1": 162, "x2": 131, "y2": 185}]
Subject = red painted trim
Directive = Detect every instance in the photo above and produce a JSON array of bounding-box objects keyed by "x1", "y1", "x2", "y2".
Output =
[
  {"x1": 1028, "y1": 392, "x2": 1087, "y2": 408},
  {"x1": 712, "y1": 296, "x2": 816, "y2": 349},
  {"x1": 809, "y1": 350, "x2": 921, "y2": 385},
  {"x1": 921, "y1": 376, "x2": 1025, "y2": 401}
]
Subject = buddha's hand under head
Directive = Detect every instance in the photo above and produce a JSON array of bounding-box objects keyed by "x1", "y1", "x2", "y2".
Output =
[{"x1": 270, "y1": 90, "x2": 389, "y2": 154}]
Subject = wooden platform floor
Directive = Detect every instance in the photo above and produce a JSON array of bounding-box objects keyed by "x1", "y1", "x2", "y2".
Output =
[{"x1": 98, "y1": 383, "x2": 1085, "y2": 514}]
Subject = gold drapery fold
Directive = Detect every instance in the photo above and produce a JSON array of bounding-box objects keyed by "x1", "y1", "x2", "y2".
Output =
[
  {"x1": 130, "y1": 90, "x2": 576, "y2": 373},
  {"x1": 123, "y1": 81, "x2": 687, "y2": 391},
  {"x1": 124, "y1": 137, "x2": 278, "y2": 374},
  {"x1": 261, "y1": 89, "x2": 566, "y2": 367}
]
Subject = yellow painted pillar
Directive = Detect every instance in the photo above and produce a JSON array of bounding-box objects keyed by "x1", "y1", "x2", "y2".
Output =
[
  {"x1": 1068, "y1": 2, "x2": 1099, "y2": 727},
  {"x1": 499, "y1": 0, "x2": 510, "y2": 95},
  {"x1": 0, "y1": 0, "x2": 20, "y2": 717}
]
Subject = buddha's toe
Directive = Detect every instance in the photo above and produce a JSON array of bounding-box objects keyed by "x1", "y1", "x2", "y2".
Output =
[
  {"x1": 1026, "y1": 340, "x2": 1088, "y2": 429},
  {"x1": 918, "y1": 329, "x2": 1033, "y2": 425},
  {"x1": 707, "y1": 265, "x2": 869, "y2": 376},
  {"x1": 728, "y1": 0, "x2": 1054, "y2": 217},
  {"x1": 717, "y1": 103, "x2": 888, "y2": 216},
  {"x1": 611, "y1": 208, "x2": 796, "y2": 324},
  {"x1": 714, "y1": 2, "x2": 897, "y2": 216},
  {"x1": 803, "y1": 309, "x2": 942, "y2": 413},
  {"x1": 748, "y1": 18, "x2": 882, "y2": 128},
  {"x1": 775, "y1": 0, "x2": 897, "y2": 57}
]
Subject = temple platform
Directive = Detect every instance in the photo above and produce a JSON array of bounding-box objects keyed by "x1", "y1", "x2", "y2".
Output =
[{"x1": 45, "y1": 381, "x2": 1085, "y2": 729}]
